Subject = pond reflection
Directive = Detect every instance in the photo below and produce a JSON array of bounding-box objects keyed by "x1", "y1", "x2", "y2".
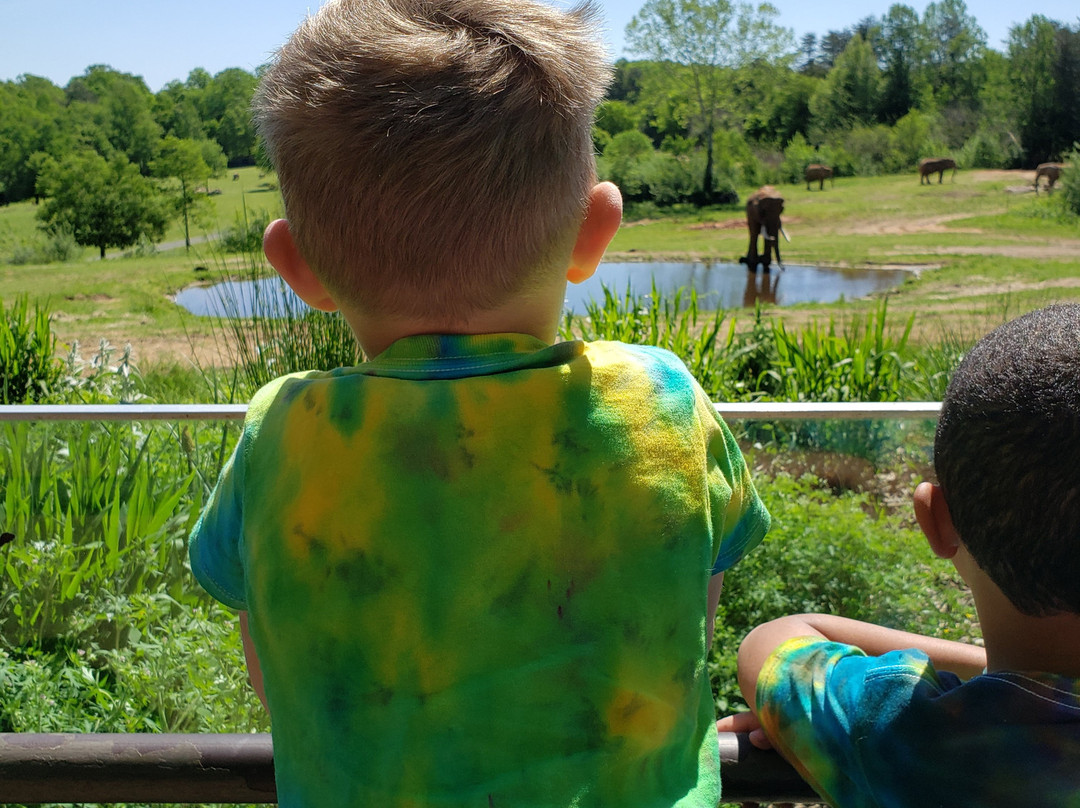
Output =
[{"x1": 174, "y1": 261, "x2": 910, "y2": 318}]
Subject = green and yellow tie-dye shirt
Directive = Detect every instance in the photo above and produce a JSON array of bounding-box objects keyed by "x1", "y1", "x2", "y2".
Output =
[{"x1": 190, "y1": 334, "x2": 770, "y2": 808}]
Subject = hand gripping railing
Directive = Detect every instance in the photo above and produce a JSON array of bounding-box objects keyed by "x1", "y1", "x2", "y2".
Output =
[{"x1": 0, "y1": 732, "x2": 817, "y2": 804}]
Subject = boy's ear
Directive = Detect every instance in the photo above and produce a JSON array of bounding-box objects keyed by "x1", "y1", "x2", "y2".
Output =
[
  {"x1": 263, "y1": 219, "x2": 338, "y2": 312},
  {"x1": 913, "y1": 481, "x2": 962, "y2": 559},
  {"x1": 567, "y1": 182, "x2": 622, "y2": 285}
]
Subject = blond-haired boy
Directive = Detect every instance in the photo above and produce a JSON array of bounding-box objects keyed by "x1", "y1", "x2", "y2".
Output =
[{"x1": 190, "y1": 1, "x2": 770, "y2": 805}]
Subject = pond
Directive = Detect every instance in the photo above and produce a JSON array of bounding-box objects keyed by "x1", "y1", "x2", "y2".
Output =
[{"x1": 174, "y1": 261, "x2": 910, "y2": 318}]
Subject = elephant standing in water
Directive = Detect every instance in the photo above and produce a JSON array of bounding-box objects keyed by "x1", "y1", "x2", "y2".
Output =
[
  {"x1": 739, "y1": 186, "x2": 786, "y2": 273},
  {"x1": 805, "y1": 163, "x2": 833, "y2": 190},
  {"x1": 1034, "y1": 163, "x2": 1067, "y2": 194},
  {"x1": 918, "y1": 157, "x2": 957, "y2": 184}
]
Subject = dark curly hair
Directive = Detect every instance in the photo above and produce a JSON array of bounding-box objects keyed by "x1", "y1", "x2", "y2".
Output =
[{"x1": 935, "y1": 304, "x2": 1080, "y2": 616}]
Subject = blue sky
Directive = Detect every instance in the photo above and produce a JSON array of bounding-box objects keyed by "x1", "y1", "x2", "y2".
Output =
[{"x1": 2, "y1": 0, "x2": 1077, "y2": 92}]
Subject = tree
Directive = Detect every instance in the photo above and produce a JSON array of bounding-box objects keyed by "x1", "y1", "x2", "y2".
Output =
[
  {"x1": 626, "y1": 0, "x2": 793, "y2": 200},
  {"x1": 810, "y1": 34, "x2": 881, "y2": 131},
  {"x1": 920, "y1": 0, "x2": 987, "y2": 111},
  {"x1": 65, "y1": 66, "x2": 162, "y2": 173},
  {"x1": 1007, "y1": 16, "x2": 1080, "y2": 165},
  {"x1": 878, "y1": 4, "x2": 925, "y2": 123},
  {"x1": 153, "y1": 136, "x2": 224, "y2": 250},
  {"x1": 37, "y1": 151, "x2": 168, "y2": 258}
]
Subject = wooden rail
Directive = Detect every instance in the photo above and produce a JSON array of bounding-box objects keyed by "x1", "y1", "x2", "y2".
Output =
[{"x1": 0, "y1": 732, "x2": 817, "y2": 804}]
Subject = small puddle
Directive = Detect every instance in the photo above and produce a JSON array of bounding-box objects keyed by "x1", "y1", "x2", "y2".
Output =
[{"x1": 174, "y1": 261, "x2": 910, "y2": 318}]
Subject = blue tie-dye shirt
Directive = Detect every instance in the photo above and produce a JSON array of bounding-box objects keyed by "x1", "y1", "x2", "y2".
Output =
[
  {"x1": 190, "y1": 334, "x2": 771, "y2": 808},
  {"x1": 757, "y1": 636, "x2": 1080, "y2": 807}
]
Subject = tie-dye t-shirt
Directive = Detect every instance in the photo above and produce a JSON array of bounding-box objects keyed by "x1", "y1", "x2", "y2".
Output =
[
  {"x1": 756, "y1": 637, "x2": 1080, "y2": 808},
  {"x1": 190, "y1": 333, "x2": 770, "y2": 808}
]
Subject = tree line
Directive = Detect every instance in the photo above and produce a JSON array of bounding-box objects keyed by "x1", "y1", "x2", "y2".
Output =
[
  {"x1": 1, "y1": 0, "x2": 1077, "y2": 259},
  {"x1": 600, "y1": 0, "x2": 1079, "y2": 205},
  {"x1": 0, "y1": 65, "x2": 259, "y2": 257}
]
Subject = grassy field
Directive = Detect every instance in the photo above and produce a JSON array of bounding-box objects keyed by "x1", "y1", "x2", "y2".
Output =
[{"x1": 1, "y1": 167, "x2": 1078, "y2": 369}]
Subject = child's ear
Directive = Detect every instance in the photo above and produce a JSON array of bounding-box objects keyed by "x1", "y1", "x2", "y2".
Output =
[
  {"x1": 263, "y1": 219, "x2": 338, "y2": 312},
  {"x1": 913, "y1": 481, "x2": 962, "y2": 559},
  {"x1": 566, "y1": 182, "x2": 622, "y2": 285}
]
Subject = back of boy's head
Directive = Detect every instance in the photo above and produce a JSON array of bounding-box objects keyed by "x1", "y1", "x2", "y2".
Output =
[
  {"x1": 935, "y1": 303, "x2": 1080, "y2": 616},
  {"x1": 254, "y1": 0, "x2": 611, "y2": 320}
]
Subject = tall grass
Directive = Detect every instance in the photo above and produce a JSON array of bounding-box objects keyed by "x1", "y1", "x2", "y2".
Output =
[
  {"x1": 0, "y1": 296, "x2": 63, "y2": 404},
  {"x1": 201, "y1": 214, "x2": 362, "y2": 394}
]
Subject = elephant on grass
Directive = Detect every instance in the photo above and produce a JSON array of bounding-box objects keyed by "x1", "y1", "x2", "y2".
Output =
[
  {"x1": 739, "y1": 186, "x2": 787, "y2": 273},
  {"x1": 1034, "y1": 163, "x2": 1067, "y2": 194},
  {"x1": 805, "y1": 164, "x2": 833, "y2": 190},
  {"x1": 918, "y1": 157, "x2": 957, "y2": 184}
]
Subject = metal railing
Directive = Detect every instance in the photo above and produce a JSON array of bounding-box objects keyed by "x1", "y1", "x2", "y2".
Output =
[
  {"x1": 0, "y1": 401, "x2": 938, "y2": 804},
  {"x1": 0, "y1": 401, "x2": 942, "y2": 422},
  {"x1": 0, "y1": 731, "x2": 817, "y2": 805}
]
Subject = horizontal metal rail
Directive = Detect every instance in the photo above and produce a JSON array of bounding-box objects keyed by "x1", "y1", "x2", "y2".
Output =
[
  {"x1": 0, "y1": 732, "x2": 816, "y2": 805},
  {"x1": 0, "y1": 401, "x2": 941, "y2": 422}
]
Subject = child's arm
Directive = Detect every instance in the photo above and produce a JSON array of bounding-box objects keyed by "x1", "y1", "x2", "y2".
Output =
[
  {"x1": 737, "y1": 613, "x2": 987, "y2": 711},
  {"x1": 240, "y1": 612, "x2": 269, "y2": 712}
]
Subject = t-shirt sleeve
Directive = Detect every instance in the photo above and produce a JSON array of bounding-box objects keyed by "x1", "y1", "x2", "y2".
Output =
[
  {"x1": 754, "y1": 636, "x2": 942, "y2": 807},
  {"x1": 189, "y1": 433, "x2": 248, "y2": 610},
  {"x1": 699, "y1": 389, "x2": 770, "y2": 573}
]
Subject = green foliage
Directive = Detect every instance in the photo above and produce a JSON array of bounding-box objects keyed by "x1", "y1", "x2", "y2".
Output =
[
  {"x1": 7, "y1": 227, "x2": 79, "y2": 265},
  {"x1": 809, "y1": 34, "x2": 881, "y2": 131},
  {"x1": 0, "y1": 296, "x2": 63, "y2": 404},
  {"x1": 37, "y1": 150, "x2": 168, "y2": 259},
  {"x1": 204, "y1": 239, "x2": 362, "y2": 393},
  {"x1": 1059, "y1": 147, "x2": 1080, "y2": 216},
  {"x1": 711, "y1": 472, "x2": 974, "y2": 711},
  {"x1": 779, "y1": 133, "x2": 817, "y2": 183},
  {"x1": 559, "y1": 282, "x2": 728, "y2": 395},
  {"x1": 219, "y1": 207, "x2": 272, "y2": 254},
  {"x1": 764, "y1": 300, "x2": 915, "y2": 403}
]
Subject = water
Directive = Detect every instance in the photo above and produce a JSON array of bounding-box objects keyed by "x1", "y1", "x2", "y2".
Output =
[{"x1": 174, "y1": 262, "x2": 910, "y2": 318}]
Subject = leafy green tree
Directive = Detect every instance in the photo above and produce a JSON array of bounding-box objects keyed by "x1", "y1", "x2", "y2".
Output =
[
  {"x1": 920, "y1": 0, "x2": 986, "y2": 111},
  {"x1": 0, "y1": 75, "x2": 72, "y2": 204},
  {"x1": 64, "y1": 66, "x2": 162, "y2": 173},
  {"x1": 199, "y1": 68, "x2": 259, "y2": 165},
  {"x1": 809, "y1": 34, "x2": 881, "y2": 132},
  {"x1": 37, "y1": 151, "x2": 168, "y2": 258},
  {"x1": 153, "y1": 136, "x2": 225, "y2": 250},
  {"x1": 626, "y1": 0, "x2": 793, "y2": 200},
  {"x1": 1007, "y1": 16, "x2": 1058, "y2": 164},
  {"x1": 877, "y1": 4, "x2": 926, "y2": 123}
]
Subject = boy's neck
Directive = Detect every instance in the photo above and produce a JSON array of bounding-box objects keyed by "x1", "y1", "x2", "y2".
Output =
[
  {"x1": 343, "y1": 276, "x2": 570, "y2": 358},
  {"x1": 970, "y1": 567, "x2": 1080, "y2": 677}
]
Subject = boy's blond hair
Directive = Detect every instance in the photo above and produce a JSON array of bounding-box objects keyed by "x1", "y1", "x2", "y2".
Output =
[{"x1": 254, "y1": 0, "x2": 611, "y2": 320}]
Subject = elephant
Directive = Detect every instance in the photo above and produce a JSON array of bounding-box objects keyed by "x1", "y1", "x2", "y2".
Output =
[
  {"x1": 805, "y1": 163, "x2": 834, "y2": 190},
  {"x1": 739, "y1": 186, "x2": 787, "y2": 273},
  {"x1": 918, "y1": 157, "x2": 957, "y2": 184},
  {"x1": 1034, "y1": 162, "x2": 1067, "y2": 194}
]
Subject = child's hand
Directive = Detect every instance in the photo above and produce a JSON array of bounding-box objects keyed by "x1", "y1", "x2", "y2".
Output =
[{"x1": 715, "y1": 711, "x2": 773, "y2": 750}]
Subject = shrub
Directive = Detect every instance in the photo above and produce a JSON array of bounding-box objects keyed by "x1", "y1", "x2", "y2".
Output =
[
  {"x1": 0, "y1": 296, "x2": 63, "y2": 404},
  {"x1": 779, "y1": 133, "x2": 817, "y2": 184},
  {"x1": 1060, "y1": 146, "x2": 1080, "y2": 217},
  {"x1": 218, "y1": 208, "x2": 272, "y2": 254}
]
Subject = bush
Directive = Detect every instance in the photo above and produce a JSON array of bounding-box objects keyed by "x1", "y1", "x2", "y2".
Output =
[
  {"x1": 957, "y1": 130, "x2": 1015, "y2": 169},
  {"x1": 779, "y1": 133, "x2": 817, "y2": 184},
  {"x1": 1060, "y1": 146, "x2": 1080, "y2": 216},
  {"x1": 8, "y1": 229, "x2": 79, "y2": 265},
  {"x1": 218, "y1": 208, "x2": 272, "y2": 254},
  {"x1": 0, "y1": 296, "x2": 63, "y2": 403}
]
